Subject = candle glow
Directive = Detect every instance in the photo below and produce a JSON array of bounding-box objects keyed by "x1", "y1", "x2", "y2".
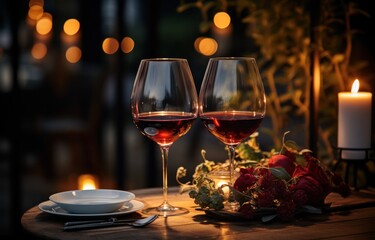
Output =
[
  {"x1": 217, "y1": 180, "x2": 230, "y2": 196},
  {"x1": 78, "y1": 174, "x2": 98, "y2": 190},
  {"x1": 208, "y1": 170, "x2": 232, "y2": 200}
]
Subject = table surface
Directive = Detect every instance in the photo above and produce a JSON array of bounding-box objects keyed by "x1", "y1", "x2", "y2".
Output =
[{"x1": 22, "y1": 187, "x2": 375, "y2": 240}]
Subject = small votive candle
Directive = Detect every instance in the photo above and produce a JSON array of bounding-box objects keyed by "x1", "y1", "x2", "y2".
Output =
[
  {"x1": 208, "y1": 170, "x2": 231, "y2": 199},
  {"x1": 338, "y1": 79, "x2": 372, "y2": 159}
]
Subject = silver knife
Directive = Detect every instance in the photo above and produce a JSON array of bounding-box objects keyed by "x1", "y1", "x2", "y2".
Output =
[
  {"x1": 64, "y1": 221, "x2": 122, "y2": 231},
  {"x1": 63, "y1": 215, "x2": 158, "y2": 231},
  {"x1": 64, "y1": 217, "x2": 134, "y2": 227}
]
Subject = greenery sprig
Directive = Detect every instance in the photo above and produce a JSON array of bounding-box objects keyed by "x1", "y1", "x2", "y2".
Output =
[{"x1": 176, "y1": 133, "x2": 266, "y2": 210}]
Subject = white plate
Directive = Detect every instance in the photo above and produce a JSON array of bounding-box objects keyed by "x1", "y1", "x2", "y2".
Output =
[
  {"x1": 38, "y1": 200, "x2": 144, "y2": 217},
  {"x1": 49, "y1": 189, "x2": 135, "y2": 214}
]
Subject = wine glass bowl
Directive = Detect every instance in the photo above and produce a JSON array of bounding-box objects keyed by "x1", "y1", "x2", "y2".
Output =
[
  {"x1": 199, "y1": 57, "x2": 266, "y2": 210},
  {"x1": 133, "y1": 112, "x2": 196, "y2": 147},
  {"x1": 131, "y1": 58, "x2": 198, "y2": 216},
  {"x1": 199, "y1": 111, "x2": 264, "y2": 145}
]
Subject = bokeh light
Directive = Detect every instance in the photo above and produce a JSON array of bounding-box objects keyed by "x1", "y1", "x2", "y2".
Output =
[
  {"x1": 63, "y1": 19, "x2": 80, "y2": 36},
  {"x1": 213, "y1": 12, "x2": 231, "y2": 29},
  {"x1": 31, "y1": 42, "x2": 47, "y2": 60},
  {"x1": 195, "y1": 37, "x2": 218, "y2": 56},
  {"x1": 194, "y1": 37, "x2": 204, "y2": 52},
  {"x1": 28, "y1": 5, "x2": 44, "y2": 21},
  {"x1": 36, "y1": 12, "x2": 52, "y2": 35},
  {"x1": 65, "y1": 46, "x2": 82, "y2": 63},
  {"x1": 102, "y1": 37, "x2": 119, "y2": 54},
  {"x1": 121, "y1": 37, "x2": 135, "y2": 53}
]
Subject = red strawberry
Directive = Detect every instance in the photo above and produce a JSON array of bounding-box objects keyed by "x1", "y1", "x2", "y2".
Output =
[{"x1": 268, "y1": 154, "x2": 296, "y2": 176}]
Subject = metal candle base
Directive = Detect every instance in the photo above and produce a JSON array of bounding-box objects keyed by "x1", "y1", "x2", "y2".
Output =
[{"x1": 333, "y1": 147, "x2": 373, "y2": 190}]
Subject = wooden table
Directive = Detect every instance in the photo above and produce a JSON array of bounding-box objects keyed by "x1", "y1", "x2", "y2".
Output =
[{"x1": 22, "y1": 187, "x2": 375, "y2": 239}]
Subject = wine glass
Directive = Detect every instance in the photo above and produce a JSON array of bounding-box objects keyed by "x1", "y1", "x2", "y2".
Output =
[
  {"x1": 131, "y1": 58, "x2": 198, "y2": 217},
  {"x1": 198, "y1": 57, "x2": 266, "y2": 210}
]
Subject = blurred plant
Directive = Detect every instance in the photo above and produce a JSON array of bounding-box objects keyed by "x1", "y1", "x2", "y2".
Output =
[{"x1": 178, "y1": 0, "x2": 369, "y2": 161}]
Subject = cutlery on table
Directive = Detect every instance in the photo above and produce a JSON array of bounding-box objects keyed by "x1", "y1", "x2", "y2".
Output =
[
  {"x1": 63, "y1": 215, "x2": 158, "y2": 231},
  {"x1": 65, "y1": 217, "x2": 139, "y2": 227}
]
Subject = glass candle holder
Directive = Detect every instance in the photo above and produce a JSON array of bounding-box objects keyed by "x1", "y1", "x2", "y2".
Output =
[{"x1": 208, "y1": 170, "x2": 232, "y2": 200}]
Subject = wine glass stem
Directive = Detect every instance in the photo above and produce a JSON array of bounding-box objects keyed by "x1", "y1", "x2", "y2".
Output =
[
  {"x1": 227, "y1": 145, "x2": 236, "y2": 186},
  {"x1": 160, "y1": 146, "x2": 170, "y2": 206},
  {"x1": 226, "y1": 144, "x2": 240, "y2": 210}
]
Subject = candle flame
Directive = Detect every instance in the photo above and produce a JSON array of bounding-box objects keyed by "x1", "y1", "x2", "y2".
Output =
[{"x1": 351, "y1": 79, "x2": 359, "y2": 93}]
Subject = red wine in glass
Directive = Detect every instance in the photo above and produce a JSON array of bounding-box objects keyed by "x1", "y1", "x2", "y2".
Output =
[
  {"x1": 199, "y1": 111, "x2": 263, "y2": 145},
  {"x1": 133, "y1": 112, "x2": 196, "y2": 147},
  {"x1": 198, "y1": 57, "x2": 266, "y2": 211},
  {"x1": 131, "y1": 58, "x2": 198, "y2": 217}
]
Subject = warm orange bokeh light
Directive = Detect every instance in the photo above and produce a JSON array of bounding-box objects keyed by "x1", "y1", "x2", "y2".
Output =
[
  {"x1": 198, "y1": 37, "x2": 218, "y2": 56},
  {"x1": 121, "y1": 37, "x2": 135, "y2": 53},
  {"x1": 28, "y1": 5, "x2": 44, "y2": 21},
  {"x1": 31, "y1": 42, "x2": 47, "y2": 60},
  {"x1": 213, "y1": 12, "x2": 231, "y2": 29},
  {"x1": 65, "y1": 46, "x2": 82, "y2": 63},
  {"x1": 63, "y1": 18, "x2": 80, "y2": 36},
  {"x1": 102, "y1": 37, "x2": 119, "y2": 54},
  {"x1": 194, "y1": 37, "x2": 204, "y2": 52},
  {"x1": 78, "y1": 174, "x2": 98, "y2": 190},
  {"x1": 36, "y1": 13, "x2": 52, "y2": 35}
]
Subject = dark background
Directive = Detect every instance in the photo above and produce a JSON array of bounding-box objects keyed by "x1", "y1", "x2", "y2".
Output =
[{"x1": 0, "y1": 0, "x2": 374, "y2": 238}]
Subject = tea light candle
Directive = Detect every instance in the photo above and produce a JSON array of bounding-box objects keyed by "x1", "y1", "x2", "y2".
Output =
[
  {"x1": 208, "y1": 170, "x2": 231, "y2": 199},
  {"x1": 338, "y1": 79, "x2": 372, "y2": 159}
]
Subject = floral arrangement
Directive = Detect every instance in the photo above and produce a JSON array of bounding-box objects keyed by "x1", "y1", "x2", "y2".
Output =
[{"x1": 176, "y1": 132, "x2": 351, "y2": 222}]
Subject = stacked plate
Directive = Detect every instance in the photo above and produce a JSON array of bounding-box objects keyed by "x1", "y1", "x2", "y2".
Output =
[{"x1": 38, "y1": 189, "x2": 144, "y2": 217}]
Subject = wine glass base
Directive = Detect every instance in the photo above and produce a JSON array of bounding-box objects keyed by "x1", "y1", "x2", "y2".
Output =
[{"x1": 142, "y1": 202, "x2": 189, "y2": 217}]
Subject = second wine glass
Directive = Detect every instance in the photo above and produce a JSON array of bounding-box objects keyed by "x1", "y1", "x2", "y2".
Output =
[
  {"x1": 198, "y1": 57, "x2": 266, "y2": 210},
  {"x1": 131, "y1": 58, "x2": 198, "y2": 217}
]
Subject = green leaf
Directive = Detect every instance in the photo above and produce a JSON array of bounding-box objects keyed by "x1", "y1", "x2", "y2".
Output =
[
  {"x1": 262, "y1": 214, "x2": 278, "y2": 222},
  {"x1": 269, "y1": 167, "x2": 291, "y2": 180},
  {"x1": 179, "y1": 184, "x2": 196, "y2": 194},
  {"x1": 300, "y1": 205, "x2": 322, "y2": 214},
  {"x1": 284, "y1": 140, "x2": 301, "y2": 152},
  {"x1": 295, "y1": 154, "x2": 307, "y2": 166}
]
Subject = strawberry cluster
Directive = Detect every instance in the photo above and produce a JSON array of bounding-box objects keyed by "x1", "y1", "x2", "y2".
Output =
[{"x1": 233, "y1": 150, "x2": 351, "y2": 221}]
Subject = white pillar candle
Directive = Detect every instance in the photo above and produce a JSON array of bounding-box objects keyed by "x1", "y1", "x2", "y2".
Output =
[{"x1": 338, "y1": 79, "x2": 372, "y2": 159}]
